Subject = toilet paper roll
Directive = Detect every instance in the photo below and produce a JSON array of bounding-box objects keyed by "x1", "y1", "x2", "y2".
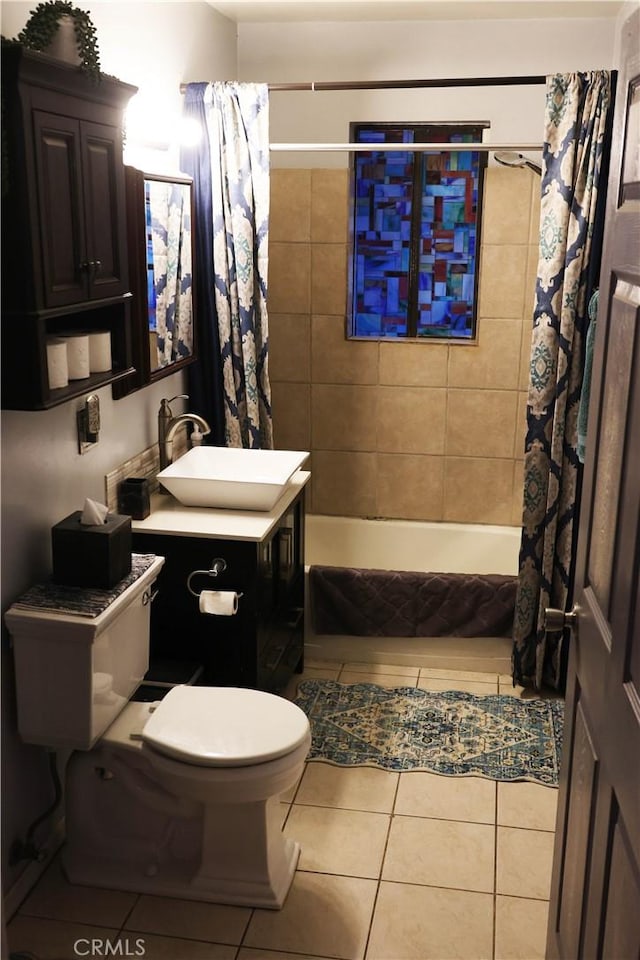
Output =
[
  {"x1": 46, "y1": 338, "x2": 69, "y2": 390},
  {"x1": 199, "y1": 590, "x2": 239, "y2": 616},
  {"x1": 89, "y1": 330, "x2": 113, "y2": 372},
  {"x1": 62, "y1": 333, "x2": 90, "y2": 379}
]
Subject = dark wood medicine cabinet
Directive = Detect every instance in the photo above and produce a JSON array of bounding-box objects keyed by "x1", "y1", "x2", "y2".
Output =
[
  {"x1": 112, "y1": 168, "x2": 197, "y2": 399},
  {"x1": 1, "y1": 45, "x2": 138, "y2": 410}
]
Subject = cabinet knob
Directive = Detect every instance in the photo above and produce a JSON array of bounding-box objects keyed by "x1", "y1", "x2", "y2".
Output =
[{"x1": 79, "y1": 260, "x2": 90, "y2": 272}]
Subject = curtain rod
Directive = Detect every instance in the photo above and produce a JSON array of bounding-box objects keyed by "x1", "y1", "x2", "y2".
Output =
[
  {"x1": 270, "y1": 142, "x2": 542, "y2": 152},
  {"x1": 179, "y1": 75, "x2": 546, "y2": 94}
]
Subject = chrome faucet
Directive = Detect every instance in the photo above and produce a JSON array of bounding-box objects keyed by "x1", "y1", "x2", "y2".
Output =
[{"x1": 158, "y1": 396, "x2": 211, "y2": 469}]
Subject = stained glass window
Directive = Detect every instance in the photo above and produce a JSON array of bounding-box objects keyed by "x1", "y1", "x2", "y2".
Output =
[{"x1": 350, "y1": 123, "x2": 488, "y2": 340}]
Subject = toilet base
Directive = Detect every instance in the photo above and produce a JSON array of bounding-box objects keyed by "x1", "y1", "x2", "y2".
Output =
[
  {"x1": 62, "y1": 742, "x2": 306, "y2": 909},
  {"x1": 63, "y1": 837, "x2": 301, "y2": 909}
]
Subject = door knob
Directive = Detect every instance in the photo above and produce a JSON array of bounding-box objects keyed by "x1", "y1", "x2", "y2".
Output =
[{"x1": 544, "y1": 606, "x2": 579, "y2": 633}]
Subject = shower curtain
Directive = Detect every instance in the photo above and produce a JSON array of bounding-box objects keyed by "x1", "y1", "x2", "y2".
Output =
[
  {"x1": 512, "y1": 71, "x2": 613, "y2": 692},
  {"x1": 181, "y1": 82, "x2": 273, "y2": 449}
]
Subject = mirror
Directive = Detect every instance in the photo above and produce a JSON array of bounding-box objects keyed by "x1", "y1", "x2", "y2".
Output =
[{"x1": 113, "y1": 168, "x2": 196, "y2": 398}]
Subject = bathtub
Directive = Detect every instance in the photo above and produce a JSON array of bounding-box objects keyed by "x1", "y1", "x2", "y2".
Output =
[{"x1": 303, "y1": 515, "x2": 521, "y2": 674}]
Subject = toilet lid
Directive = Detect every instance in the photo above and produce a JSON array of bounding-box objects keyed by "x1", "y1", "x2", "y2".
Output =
[{"x1": 141, "y1": 685, "x2": 311, "y2": 767}]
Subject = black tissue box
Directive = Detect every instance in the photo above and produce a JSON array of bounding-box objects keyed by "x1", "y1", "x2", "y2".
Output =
[{"x1": 52, "y1": 511, "x2": 132, "y2": 588}]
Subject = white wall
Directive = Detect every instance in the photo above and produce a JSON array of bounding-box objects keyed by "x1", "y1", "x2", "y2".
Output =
[
  {"x1": 0, "y1": 0, "x2": 237, "y2": 901},
  {"x1": 239, "y1": 17, "x2": 617, "y2": 168}
]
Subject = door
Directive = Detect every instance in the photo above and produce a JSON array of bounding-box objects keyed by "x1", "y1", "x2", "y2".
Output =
[{"x1": 546, "y1": 9, "x2": 640, "y2": 960}]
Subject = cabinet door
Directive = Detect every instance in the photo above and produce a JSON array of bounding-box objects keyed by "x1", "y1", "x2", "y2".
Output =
[
  {"x1": 81, "y1": 121, "x2": 128, "y2": 300},
  {"x1": 32, "y1": 112, "x2": 127, "y2": 308},
  {"x1": 32, "y1": 110, "x2": 87, "y2": 308}
]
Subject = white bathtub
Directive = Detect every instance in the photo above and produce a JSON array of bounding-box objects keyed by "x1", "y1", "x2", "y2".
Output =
[{"x1": 303, "y1": 515, "x2": 521, "y2": 674}]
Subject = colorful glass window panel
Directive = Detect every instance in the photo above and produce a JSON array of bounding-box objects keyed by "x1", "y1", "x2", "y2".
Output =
[{"x1": 350, "y1": 123, "x2": 487, "y2": 340}]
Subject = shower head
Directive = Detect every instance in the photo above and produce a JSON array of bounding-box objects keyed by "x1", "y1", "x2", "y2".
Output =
[{"x1": 494, "y1": 151, "x2": 542, "y2": 176}]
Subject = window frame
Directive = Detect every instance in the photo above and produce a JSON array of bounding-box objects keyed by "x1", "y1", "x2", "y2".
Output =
[{"x1": 348, "y1": 121, "x2": 489, "y2": 342}]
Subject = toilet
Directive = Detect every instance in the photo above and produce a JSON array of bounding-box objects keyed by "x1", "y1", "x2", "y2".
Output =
[{"x1": 5, "y1": 555, "x2": 311, "y2": 908}]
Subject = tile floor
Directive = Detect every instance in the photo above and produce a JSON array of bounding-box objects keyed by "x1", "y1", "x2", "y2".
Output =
[{"x1": 8, "y1": 662, "x2": 560, "y2": 960}]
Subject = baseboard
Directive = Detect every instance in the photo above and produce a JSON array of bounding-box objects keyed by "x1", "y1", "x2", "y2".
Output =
[{"x1": 4, "y1": 816, "x2": 65, "y2": 921}]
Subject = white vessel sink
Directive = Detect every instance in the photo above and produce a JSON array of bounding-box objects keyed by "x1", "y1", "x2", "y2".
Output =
[{"x1": 157, "y1": 446, "x2": 310, "y2": 511}]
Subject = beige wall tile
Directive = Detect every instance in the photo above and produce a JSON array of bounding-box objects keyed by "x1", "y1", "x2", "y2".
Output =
[
  {"x1": 529, "y1": 173, "x2": 542, "y2": 246},
  {"x1": 271, "y1": 381, "x2": 310, "y2": 451},
  {"x1": 311, "y1": 244, "x2": 347, "y2": 315},
  {"x1": 379, "y1": 340, "x2": 448, "y2": 387},
  {"x1": 514, "y1": 392, "x2": 528, "y2": 459},
  {"x1": 524, "y1": 245, "x2": 538, "y2": 320},
  {"x1": 446, "y1": 389, "x2": 518, "y2": 458},
  {"x1": 482, "y1": 168, "x2": 532, "y2": 245},
  {"x1": 512, "y1": 459, "x2": 525, "y2": 526},
  {"x1": 377, "y1": 387, "x2": 446, "y2": 455},
  {"x1": 269, "y1": 242, "x2": 310, "y2": 313},
  {"x1": 519, "y1": 318, "x2": 533, "y2": 390},
  {"x1": 312, "y1": 383, "x2": 377, "y2": 451},
  {"x1": 478, "y1": 244, "x2": 528, "y2": 319},
  {"x1": 448, "y1": 318, "x2": 521, "y2": 390},
  {"x1": 268, "y1": 314, "x2": 310, "y2": 382},
  {"x1": 377, "y1": 453, "x2": 444, "y2": 521},
  {"x1": 311, "y1": 169, "x2": 349, "y2": 243},
  {"x1": 310, "y1": 450, "x2": 377, "y2": 516},
  {"x1": 270, "y1": 169, "x2": 311, "y2": 242},
  {"x1": 311, "y1": 314, "x2": 378, "y2": 384},
  {"x1": 443, "y1": 457, "x2": 515, "y2": 525}
]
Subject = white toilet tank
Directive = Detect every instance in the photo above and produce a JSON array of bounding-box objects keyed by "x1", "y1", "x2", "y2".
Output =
[{"x1": 5, "y1": 555, "x2": 165, "y2": 751}]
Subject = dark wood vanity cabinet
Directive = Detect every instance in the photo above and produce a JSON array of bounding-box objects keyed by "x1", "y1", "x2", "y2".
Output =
[
  {"x1": 1, "y1": 46, "x2": 137, "y2": 409},
  {"x1": 131, "y1": 490, "x2": 306, "y2": 692}
]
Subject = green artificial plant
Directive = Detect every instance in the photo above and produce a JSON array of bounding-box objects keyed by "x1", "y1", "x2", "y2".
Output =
[{"x1": 17, "y1": 1, "x2": 101, "y2": 81}]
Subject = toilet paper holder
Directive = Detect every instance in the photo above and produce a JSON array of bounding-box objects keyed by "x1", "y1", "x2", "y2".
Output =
[{"x1": 186, "y1": 558, "x2": 243, "y2": 599}]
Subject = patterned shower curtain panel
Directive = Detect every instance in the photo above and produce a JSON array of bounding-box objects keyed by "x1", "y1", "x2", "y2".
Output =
[
  {"x1": 203, "y1": 82, "x2": 273, "y2": 449},
  {"x1": 512, "y1": 71, "x2": 612, "y2": 691}
]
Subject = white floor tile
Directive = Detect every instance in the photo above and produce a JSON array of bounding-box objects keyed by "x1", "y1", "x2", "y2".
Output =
[
  {"x1": 339, "y1": 671, "x2": 417, "y2": 688},
  {"x1": 124, "y1": 893, "x2": 251, "y2": 944},
  {"x1": 284, "y1": 804, "x2": 390, "y2": 877},
  {"x1": 498, "y1": 780, "x2": 559, "y2": 832},
  {"x1": 417, "y1": 677, "x2": 499, "y2": 694},
  {"x1": 342, "y1": 661, "x2": 420, "y2": 678},
  {"x1": 420, "y1": 668, "x2": 499, "y2": 682},
  {"x1": 382, "y1": 815, "x2": 495, "y2": 893},
  {"x1": 296, "y1": 762, "x2": 399, "y2": 813},
  {"x1": 366, "y1": 881, "x2": 494, "y2": 959},
  {"x1": 17, "y1": 858, "x2": 137, "y2": 928},
  {"x1": 125, "y1": 933, "x2": 236, "y2": 959},
  {"x1": 395, "y1": 771, "x2": 496, "y2": 823},
  {"x1": 243, "y1": 871, "x2": 377, "y2": 960},
  {"x1": 7, "y1": 916, "x2": 119, "y2": 960},
  {"x1": 497, "y1": 826, "x2": 555, "y2": 900},
  {"x1": 495, "y1": 895, "x2": 550, "y2": 959}
]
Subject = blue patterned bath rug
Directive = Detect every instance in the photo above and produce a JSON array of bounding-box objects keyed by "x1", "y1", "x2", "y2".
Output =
[{"x1": 294, "y1": 679, "x2": 563, "y2": 786}]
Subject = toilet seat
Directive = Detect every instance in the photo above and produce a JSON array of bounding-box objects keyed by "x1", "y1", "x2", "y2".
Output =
[{"x1": 141, "y1": 684, "x2": 310, "y2": 767}]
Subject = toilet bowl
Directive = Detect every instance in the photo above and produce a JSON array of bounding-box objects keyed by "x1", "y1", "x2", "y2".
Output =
[
  {"x1": 63, "y1": 685, "x2": 311, "y2": 908},
  {"x1": 5, "y1": 556, "x2": 312, "y2": 909}
]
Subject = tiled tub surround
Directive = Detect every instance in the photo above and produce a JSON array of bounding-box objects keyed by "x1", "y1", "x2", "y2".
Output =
[
  {"x1": 8, "y1": 663, "x2": 558, "y2": 960},
  {"x1": 268, "y1": 166, "x2": 540, "y2": 525}
]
